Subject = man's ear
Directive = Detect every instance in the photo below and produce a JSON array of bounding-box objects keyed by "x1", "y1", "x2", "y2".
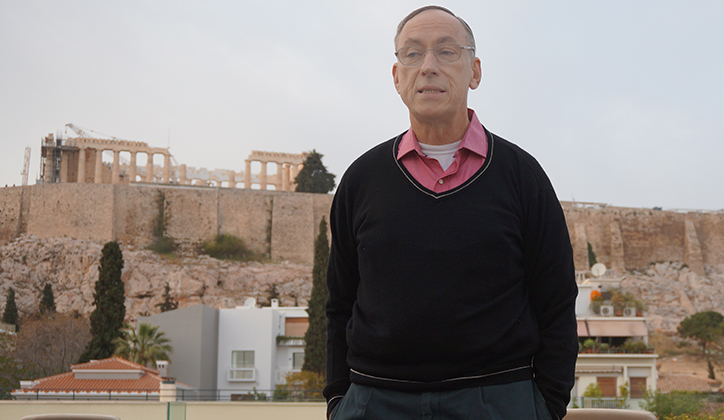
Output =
[
  {"x1": 392, "y1": 62, "x2": 401, "y2": 94},
  {"x1": 469, "y1": 57, "x2": 482, "y2": 90}
]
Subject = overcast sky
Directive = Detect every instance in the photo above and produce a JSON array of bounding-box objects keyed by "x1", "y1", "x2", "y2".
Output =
[{"x1": 1, "y1": 0, "x2": 722, "y2": 211}]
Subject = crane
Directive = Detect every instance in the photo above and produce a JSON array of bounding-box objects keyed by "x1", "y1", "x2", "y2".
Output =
[{"x1": 65, "y1": 123, "x2": 120, "y2": 140}]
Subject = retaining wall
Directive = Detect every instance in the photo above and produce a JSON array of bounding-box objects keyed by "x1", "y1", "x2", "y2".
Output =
[{"x1": 0, "y1": 184, "x2": 721, "y2": 270}]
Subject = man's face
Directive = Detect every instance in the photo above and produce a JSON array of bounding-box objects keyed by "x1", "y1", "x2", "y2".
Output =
[{"x1": 393, "y1": 10, "x2": 482, "y2": 125}]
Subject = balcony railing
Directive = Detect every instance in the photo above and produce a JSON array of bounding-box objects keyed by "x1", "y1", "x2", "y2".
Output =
[{"x1": 571, "y1": 397, "x2": 630, "y2": 409}]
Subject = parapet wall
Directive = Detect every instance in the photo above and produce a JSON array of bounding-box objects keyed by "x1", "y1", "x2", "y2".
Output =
[{"x1": 0, "y1": 185, "x2": 721, "y2": 270}]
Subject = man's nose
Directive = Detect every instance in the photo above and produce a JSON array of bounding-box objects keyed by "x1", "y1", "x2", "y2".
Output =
[{"x1": 420, "y1": 50, "x2": 439, "y2": 74}]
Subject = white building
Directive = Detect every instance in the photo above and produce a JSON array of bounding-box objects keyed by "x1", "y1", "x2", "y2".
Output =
[
  {"x1": 572, "y1": 265, "x2": 658, "y2": 409},
  {"x1": 216, "y1": 299, "x2": 308, "y2": 400},
  {"x1": 140, "y1": 299, "x2": 309, "y2": 400}
]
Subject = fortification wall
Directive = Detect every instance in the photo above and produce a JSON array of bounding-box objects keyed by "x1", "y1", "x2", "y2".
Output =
[
  {"x1": 0, "y1": 185, "x2": 721, "y2": 268},
  {"x1": 218, "y1": 190, "x2": 273, "y2": 255},
  {"x1": 0, "y1": 187, "x2": 23, "y2": 242},
  {"x1": 562, "y1": 203, "x2": 724, "y2": 275},
  {"x1": 0, "y1": 184, "x2": 332, "y2": 264},
  {"x1": 26, "y1": 183, "x2": 115, "y2": 242}
]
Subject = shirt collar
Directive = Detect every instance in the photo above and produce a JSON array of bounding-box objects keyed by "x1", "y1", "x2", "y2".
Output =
[{"x1": 397, "y1": 109, "x2": 488, "y2": 160}]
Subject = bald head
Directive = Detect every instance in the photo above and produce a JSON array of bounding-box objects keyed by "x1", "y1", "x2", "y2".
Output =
[{"x1": 394, "y1": 5, "x2": 476, "y2": 51}]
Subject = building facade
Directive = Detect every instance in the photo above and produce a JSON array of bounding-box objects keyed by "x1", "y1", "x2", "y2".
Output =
[{"x1": 140, "y1": 301, "x2": 309, "y2": 400}]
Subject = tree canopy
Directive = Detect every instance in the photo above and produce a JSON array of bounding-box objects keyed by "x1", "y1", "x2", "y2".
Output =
[
  {"x1": 2, "y1": 288, "x2": 18, "y2": 329},
  {"x1": 678, "y1": 311, "x2": 724, "y2": 379},
  {"x1": 13, "y1": 313, "x2": 90, "y2": 379},
  {"x1": 79, "y1": 241, "x2": 126, "y2": 363},
  {"x1": 114, "y1": 322, "x2": 172, "y2": 367},
  {"x1": 302, "y1": 217, "x2": 329, "y2": 376},
  {"x1": 39, "y1": 283, "x2": 56, "y2": 314},
  {"x1": 295, "y1": 150, "x2": 336, "y2": 194}
]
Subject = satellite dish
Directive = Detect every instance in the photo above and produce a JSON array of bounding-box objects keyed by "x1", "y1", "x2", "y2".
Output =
[
  {"x1": 591, "y1": 263, "x2": 607, "y2": 278},
  {"x1": 244, "y1": 297, "x2": 257, "y2": 308}
]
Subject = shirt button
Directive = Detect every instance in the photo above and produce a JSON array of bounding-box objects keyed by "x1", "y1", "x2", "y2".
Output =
[{"x1": 438, "y1": 179, "x2": 444, "y2": 185}]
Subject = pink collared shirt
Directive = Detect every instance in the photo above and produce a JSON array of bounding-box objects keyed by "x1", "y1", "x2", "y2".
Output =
[{"x1": 397, "y1": 109, "x2": 488, "y2": 193}]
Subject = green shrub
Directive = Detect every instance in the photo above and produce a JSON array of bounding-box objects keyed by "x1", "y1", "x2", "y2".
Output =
[
  {"x1": 202, "y1": 234, "x2": 258, "y2": 261},
  {"x1": 641, "y1": 390, "x2": 705, "y2": 418},
  {"x1": 147, "y1": 236, "x2": 177, "y2": 255},
  {"x1": 583, "y1": 383, "x2": 603, "y2": 398}
]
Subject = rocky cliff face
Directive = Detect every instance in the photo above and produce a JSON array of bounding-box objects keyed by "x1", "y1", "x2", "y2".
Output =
[
  {"x1": 1, "y1": 236, "x2": 723, "y2": 334},
  {"x1": 621, "y1": 262, "x2": 724, "y2": 332},
  {"x1": 0, "y1": 235, "x2": 312, "y2": 321}
]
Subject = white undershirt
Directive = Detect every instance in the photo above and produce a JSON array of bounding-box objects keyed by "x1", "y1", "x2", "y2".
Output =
[{"x1": 418, "y1": 140, "x2": 461, "y2": 171}]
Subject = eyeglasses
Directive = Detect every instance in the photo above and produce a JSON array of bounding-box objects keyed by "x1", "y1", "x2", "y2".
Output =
[{"x1": 395, "y1": 43, "x2": 475, "y2": 66}]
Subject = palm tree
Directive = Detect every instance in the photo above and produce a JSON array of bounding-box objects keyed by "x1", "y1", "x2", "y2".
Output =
[{"x1": 113, "y1": 323, "x2": 172, "y2": 367}]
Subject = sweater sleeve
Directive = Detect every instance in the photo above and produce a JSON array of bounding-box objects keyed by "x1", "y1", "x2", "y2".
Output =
[
  {"x1": 523, "y1": 185, "x2": 578, "y2": 420},
  {"x1": 323, "y1": 174, "x2": 360, "y2": 411}
]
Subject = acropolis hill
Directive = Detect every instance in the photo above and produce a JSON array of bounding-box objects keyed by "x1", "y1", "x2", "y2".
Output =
[{"x1": 1, "y1": 132, "x2": 723, "y2": 329}]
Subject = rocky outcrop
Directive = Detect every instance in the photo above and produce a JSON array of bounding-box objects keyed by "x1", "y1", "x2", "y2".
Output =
[
  {"x1": 0, "y1": 235, "x2": 312, "y2": 321},
  {"x1": 1, "y1": 236, "x2": 723, "y2": 334},
  {"x1": 621, "y1": 262, "x2": 724, "y2": 332}
]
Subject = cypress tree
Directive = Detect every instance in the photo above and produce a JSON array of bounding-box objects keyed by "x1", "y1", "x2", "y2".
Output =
[
  {"x1": 302, "y1": 217, "x2": 330, "y2": 376},
  {"x1": 295, "y1": 150, "x2": 336, "y2": 194},
  {"x1": 587, "y1": 242, "x2": 597, "y2": 268},
  {"x1": 39, "y1": 283, "x2": 56, "y2": 314},
  {"x1": 2, "y1": 288, "x2": 19, "y2": 331},
  {"x1": 79, "y1": 241, "x2": 126, "y2": 363}
]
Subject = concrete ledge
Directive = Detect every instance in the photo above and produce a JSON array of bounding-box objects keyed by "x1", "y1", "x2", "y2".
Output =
[{"x1": 0, "y1": 401, "x2": 327, "y2": 420}]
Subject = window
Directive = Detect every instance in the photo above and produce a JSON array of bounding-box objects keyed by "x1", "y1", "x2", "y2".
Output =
[
  {"x1": 597, "y1": 377, "x2": 616, "y2": 397},
  {"x1": 285, "y1": 318, "x2": 309, "y2": 337},
  {"x1": 293, "y1": 352, "x2": 304, "y2": 370},
  {"x1": 630, "y1": 377, "x2": 647, "y2": 398},
  {"x1": 229, "y1": 350, "x2": 255, "y2": 381}
]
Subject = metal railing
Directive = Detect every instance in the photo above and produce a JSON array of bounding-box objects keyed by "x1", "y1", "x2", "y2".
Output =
[
  {"x1": 572, "y1": 397, "x2": 630, "y2": 409},
  {"x1": 2, "y1": 388, "x2": 325, "y2": 402}
]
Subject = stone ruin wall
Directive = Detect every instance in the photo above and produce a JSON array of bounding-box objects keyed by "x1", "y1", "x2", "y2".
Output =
[
  {"x1": 0, "y1": 184, "x2": 333, "y2": 265},
  {"x1": 563, "y1": 203, "x2": 724, "y2": 275},
  {"x1": 0, "y1": 184, "x2": 722, "y2": 270}
]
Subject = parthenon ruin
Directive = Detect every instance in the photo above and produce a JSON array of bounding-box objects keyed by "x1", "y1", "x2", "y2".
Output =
[{"x1": 39, "y1": 129, "x2": 307, "y2": 191}]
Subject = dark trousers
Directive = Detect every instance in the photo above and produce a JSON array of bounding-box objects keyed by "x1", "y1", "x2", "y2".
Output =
[{"x1": 331, "y1": 380, "x2": 553, "y2": 420}]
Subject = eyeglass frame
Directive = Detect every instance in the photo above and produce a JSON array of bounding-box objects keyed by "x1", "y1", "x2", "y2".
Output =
[{"x1": 395, "y1": 43, "x2": 476, "y2": 66}]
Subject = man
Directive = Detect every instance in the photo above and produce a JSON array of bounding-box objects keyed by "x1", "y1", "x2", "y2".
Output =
[{"x1": 324, "y1": 6, "x2": 578, "y2": 420}]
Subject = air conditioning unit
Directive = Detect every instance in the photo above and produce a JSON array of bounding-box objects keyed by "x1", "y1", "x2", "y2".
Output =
[
  {"x1": 624, "y1": 307, "x2": 636, "y2": 317},
  {"x1": 600, "y1": 305, "x2": 614, "y2": 317}
]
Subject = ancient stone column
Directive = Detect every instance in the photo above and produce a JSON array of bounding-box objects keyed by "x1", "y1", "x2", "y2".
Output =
[
  {"x1": 77, "y1": 148, "x2": 86, "y2": 183},
  {"x1": 282, "y1": 163, "x2": 290, "y2": 191},
  {"x1": 163, "y1": 153, "x2": 170, "y2": 184},
  {"x1": 179, "y1": 164, "x2": 187, "y2": 185},
  {"x1": 129, "y1": 151, "x2": 137, "y2": 183},
  {"x1": 146, "y1": 153, "x2": 154, "y2": 183},
  {"x1": 94, "y1": 148, "x2": 103, "y2": 184},
  {"x1": 276, "y1": 162, "x2": 284, "y2": 190},
  {"x1": 59, "y1": 151, "x2": 69, "y2": 183},
  {"x1": 111, "y1": 150, "x2": 120, "y2": 184},
  {"x1": 228, "y1": 170, "x2": 236, "y2": 188},
  {"x1": 244, "y1": 160, "x2": 252, "y2": 189},
  {"x1": 260, "y1": 161, "x2": 268, "y2": 190}
]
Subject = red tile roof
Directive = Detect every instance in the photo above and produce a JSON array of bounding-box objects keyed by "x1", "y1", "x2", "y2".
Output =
[
  {"x1": 71, "y1": 356, "x2": 157, "y2": 373},
  {"x1": 658, "y1": 374, "x2": 722, "y2": 393},
  {"x1": 15, "y1": 357, "x2": 165, "y2": 394}
]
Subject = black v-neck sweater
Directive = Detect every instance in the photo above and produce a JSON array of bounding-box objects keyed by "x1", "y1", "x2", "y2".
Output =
[{"x1": 325, "y1": 130, "x2": 578, "y2": 419}]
